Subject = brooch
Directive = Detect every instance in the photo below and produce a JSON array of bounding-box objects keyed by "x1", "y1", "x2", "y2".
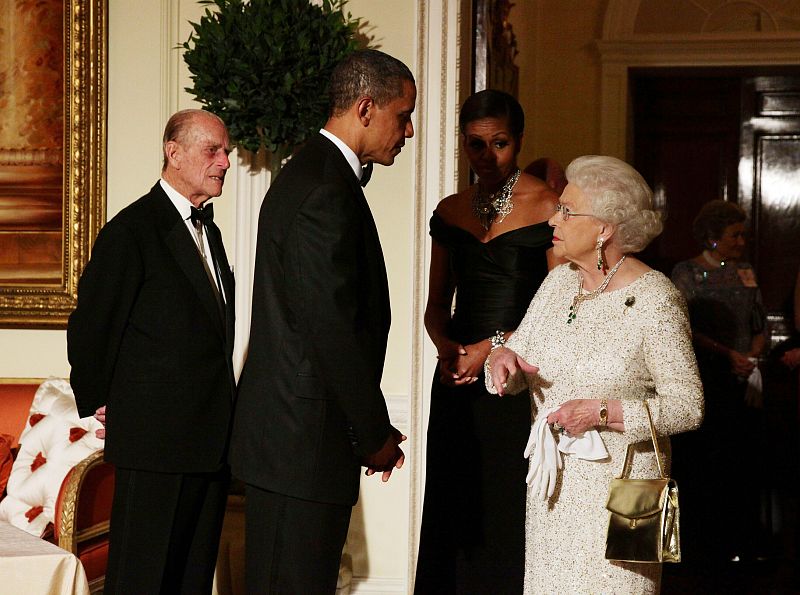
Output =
[{"x1": 624, "y1": 296, "x2": 636, "y2": 314}]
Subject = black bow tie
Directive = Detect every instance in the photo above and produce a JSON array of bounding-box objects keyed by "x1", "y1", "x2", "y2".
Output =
[
  {"x1": 360, "y1": 162, "x2": 373, "y2": 188},
  {"x1": 190, "y1": 204, "x2": 214, "y2": 226}
]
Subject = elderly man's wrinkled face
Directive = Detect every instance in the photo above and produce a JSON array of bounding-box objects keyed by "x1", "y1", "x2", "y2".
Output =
[
  {"x1": 549, "y1": 183, "x2": 601, "y2": 263},
  {"x1": 166, "y1": 114, "x2": 231, "y2": 206}
]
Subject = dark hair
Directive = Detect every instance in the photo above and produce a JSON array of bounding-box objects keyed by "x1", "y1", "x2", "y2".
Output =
[
  {"x1": 691, "y1": 199, "x2": 746, "y2": 247},
  {"x1": 329, "y1": 49, "x2": 415, "y2": 116},
  {"x1": 458, "y1": 89, "x2": 524, "y2": 139},
  {"x1": 162, "y1": 109, "x2": 225, "y2": 171}
]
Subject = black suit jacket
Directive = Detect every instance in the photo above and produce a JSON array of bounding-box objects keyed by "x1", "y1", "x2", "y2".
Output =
[
  {"x1": 68, "y1": 182, "x2": 236, "y2": 473},
  {"x1": 231, "y1": 133, "x2": 392, "y2": 506}
]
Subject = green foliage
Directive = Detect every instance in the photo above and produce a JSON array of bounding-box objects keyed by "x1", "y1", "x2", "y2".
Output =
[{"x1": 182, "y1": 0, "x2": 361, "y2": 155}]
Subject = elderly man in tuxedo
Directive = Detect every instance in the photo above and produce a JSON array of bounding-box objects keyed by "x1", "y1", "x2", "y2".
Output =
[
  {"x1": 230, "y1": 49, "x2": 416, "y2": 594},
  {"x1": 68, "y1": 109, "x2": 236, "y2": 594}
]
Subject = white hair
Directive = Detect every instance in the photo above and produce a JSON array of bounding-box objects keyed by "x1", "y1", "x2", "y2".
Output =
[{"x1": 566, "y1": 155, "x2": 663, "y2": 253}]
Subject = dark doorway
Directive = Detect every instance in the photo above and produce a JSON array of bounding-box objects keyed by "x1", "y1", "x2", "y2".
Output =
[
  {"x1": 631, "y1": 67, "x2": 800, "y2": 593},
  {"x1": 633, "y1": 66, "x2": 800, "y2": 313}
]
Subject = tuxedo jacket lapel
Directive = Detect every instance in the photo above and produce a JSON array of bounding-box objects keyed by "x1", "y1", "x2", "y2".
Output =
[
  {"x1": 315, "y1": 135, "x2": 391, "y2": 327},
  {"x1": 205, "y1": 220, "x2": 236, "y2": 348},
  {"x1": 153, "y1": 188, "x2": 226, "y2": 340}
]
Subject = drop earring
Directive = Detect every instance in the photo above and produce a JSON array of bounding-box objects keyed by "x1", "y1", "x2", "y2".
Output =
[{"x1": 596, "y1": 238, "x2": 605, "y2": 272}]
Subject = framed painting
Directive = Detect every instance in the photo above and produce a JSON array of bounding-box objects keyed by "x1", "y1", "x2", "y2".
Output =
[
  {"x1": 0, "y1": 0, "x2": 106, "y2": 328},
  {"x1": 473, "y1": 0, "x2": 519, "y2": 95}
]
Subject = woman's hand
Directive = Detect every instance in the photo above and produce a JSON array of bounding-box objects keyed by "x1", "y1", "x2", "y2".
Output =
[
  {"x1": 436, "y1": 339, "x2": 467, "y2": 384},
  {"x1": 547, "y1": 398, "x2": 624, "y2": 433},
  {"x1": 488, "y1": 347, "x2": 538, "y2": 396},
  {"x1": 781, "y1": 347, "x2": 800, "y2": 370},
  {"x1": 448, "y1": 340, "x2": 492, "y2": 385},
  {"x1": 438, "y1": 339, "x2": 490, "y2": 386},
  {"x1": 545, "y1": 399, "x2": 600, "y2": 435},
  {"x1": 728, "y1": 349, "x2": 755, "y2": 377}
]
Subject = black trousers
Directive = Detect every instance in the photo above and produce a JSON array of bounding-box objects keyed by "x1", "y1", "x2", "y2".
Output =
[
  {"x1": 245, "y1": 484, "x2": 352, "y2": 595},
  {"x1": 104, "y1": 466, "x2": 230, "y2": 595}
]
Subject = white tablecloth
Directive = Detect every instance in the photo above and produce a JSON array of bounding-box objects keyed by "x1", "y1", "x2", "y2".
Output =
[{"x1": 0, "y1": 521, "x2": 90, "y2": 595}]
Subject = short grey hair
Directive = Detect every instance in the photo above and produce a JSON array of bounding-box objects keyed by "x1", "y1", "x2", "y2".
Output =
[
  {"x1": 328, "y1": 49, "x2": 415, "y2": 117},
  {"x1": 566, "y1": 155, "x2": 663, "y2": 253},
  {"x1": 162, "y1": 109, "x2": 226, "y2": 171}
]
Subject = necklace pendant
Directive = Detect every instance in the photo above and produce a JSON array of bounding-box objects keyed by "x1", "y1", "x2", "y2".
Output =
[
  {"x1": 472, "y1": 168, "x2": 521, "y2": 229},
  {"x1": 567, "y1": 301, "x2": 578, "y2": 324}
]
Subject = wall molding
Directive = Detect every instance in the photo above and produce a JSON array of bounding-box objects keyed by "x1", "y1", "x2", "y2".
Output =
[
  {"x1": 350, "y1": 576, "x2": 405, "y2": 594},
  {"x1": 599, "y1": 5, "x2": 800, "y2": 158},
  {"x1": 159, "y1": 0, "x2": 180, "y2": 125},
  {"x1": 409, "y1": 0, "x2": 464, "y2": 588},
  {"x1": 232, "y1": 152, "x2": 270, "y2": 377}
]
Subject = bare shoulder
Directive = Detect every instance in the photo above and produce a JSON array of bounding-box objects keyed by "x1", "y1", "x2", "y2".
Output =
[
  {"x1": 512, "y1": 173, "x2": 559, "y2": 221},
  {"x1": 434, "y1": 186, "x2": 474, "y2": 226}
]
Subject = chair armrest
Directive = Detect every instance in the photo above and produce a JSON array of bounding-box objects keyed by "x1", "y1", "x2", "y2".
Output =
[{"x1": 54, "y1": 450, "x2": 115, "y2": 554}]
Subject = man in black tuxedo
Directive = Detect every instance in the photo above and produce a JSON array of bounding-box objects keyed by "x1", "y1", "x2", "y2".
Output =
[
  {"x1": 67, "y1": 109, "x2": 236, "y2": 594},
  {"x1": 230, "y1": 49, "x2": 416, "y2": 593}
]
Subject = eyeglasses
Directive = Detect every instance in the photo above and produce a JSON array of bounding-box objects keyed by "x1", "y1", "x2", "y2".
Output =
[{"x1": 555, "y1": 202, "x2": 593, "y2": 221}]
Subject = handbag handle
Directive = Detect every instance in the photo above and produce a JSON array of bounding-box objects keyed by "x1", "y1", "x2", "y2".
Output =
[{"x1": 619, "y1": 400, "x2": 666, "y2": 480}]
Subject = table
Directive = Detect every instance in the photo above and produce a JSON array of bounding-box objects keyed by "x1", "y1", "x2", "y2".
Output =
[{"x1": 0, "y1": 521, "x2": 90, "y2": 595}]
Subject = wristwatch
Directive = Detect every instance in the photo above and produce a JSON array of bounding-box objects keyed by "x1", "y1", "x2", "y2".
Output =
[
  {"x1": 490, "y1": 329, "x2": 506, "y2": 351},
  {"x1": 599, "y1": 398, "x2": 608, "y2": 427}
]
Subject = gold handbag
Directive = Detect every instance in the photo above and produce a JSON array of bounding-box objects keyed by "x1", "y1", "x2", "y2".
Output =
[{"x1": 604, "y1": 401, "x2": 680, "y2": 563}]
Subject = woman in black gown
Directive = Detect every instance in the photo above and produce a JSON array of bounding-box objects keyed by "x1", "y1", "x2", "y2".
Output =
[{"x1": 414, "y1": 90, "x2": 559, "y2": 594}]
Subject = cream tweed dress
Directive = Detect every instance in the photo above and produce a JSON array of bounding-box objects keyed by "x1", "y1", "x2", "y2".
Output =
[{"x1": 490, "y1": 264, "x2": 704, "y2": 595}]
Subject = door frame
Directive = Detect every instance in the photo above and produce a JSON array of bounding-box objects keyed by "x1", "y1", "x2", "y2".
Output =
[{"x1": 598, "y1": 34, "x2": 800, "y2": 159}]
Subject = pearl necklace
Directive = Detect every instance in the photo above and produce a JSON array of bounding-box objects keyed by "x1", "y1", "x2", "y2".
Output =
[
  {"x1": 472, "y1": 168, "x2": 521, "y2": 231},
  {"x1": 567, "y1": 255, "x2": 627, "y2": 324},
  {"x1": 702, "y1": 249, "x2": 726, "y2": 268}
]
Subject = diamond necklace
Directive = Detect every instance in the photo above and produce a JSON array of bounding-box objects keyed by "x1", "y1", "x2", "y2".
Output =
[
  {"x1": 566, "y1": 255, "x2": 627, "y2": 324},
  {"x1": 472, "y1": 168, "x2": 521, "y2": 231}
]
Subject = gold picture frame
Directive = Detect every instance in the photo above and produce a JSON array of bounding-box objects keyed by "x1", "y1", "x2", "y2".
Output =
[
  {"x1": 473, "y1": 0, "x2": 519, "y2": 96},
  {"x1": 0, "y1": 0, "x2": 106, "y2": 328}
]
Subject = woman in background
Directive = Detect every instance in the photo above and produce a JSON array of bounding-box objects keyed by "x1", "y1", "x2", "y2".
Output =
[
  {"x1": 414, "y1": 90, "x2": 559, "y2": 594},
  {"x1": 671, "y1": 199, "x2": 766, "y2": 562}
]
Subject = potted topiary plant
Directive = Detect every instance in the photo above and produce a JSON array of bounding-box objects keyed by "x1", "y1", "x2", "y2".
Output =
[{"x1": 182, "y1": 0, "x2": 362, "y2": 178}]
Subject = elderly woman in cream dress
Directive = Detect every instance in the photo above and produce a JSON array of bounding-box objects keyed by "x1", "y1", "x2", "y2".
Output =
[{"x1": 487, "y1": 155, "x2": 704, "y2": 594}]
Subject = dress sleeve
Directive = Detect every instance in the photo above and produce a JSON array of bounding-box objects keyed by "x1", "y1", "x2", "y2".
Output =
[
  {"x1": 670, "y1": 260, "x2": 696, "y2": 304},
  {"x1": 621, "y1": 281, "x2": 704, "y2": 441},
  {"x1": 484, "y1": 265, "x2": 563, "y2": 394},
  {"x1": 429, "y1": 211, "x2": 452, "y2": 246}
]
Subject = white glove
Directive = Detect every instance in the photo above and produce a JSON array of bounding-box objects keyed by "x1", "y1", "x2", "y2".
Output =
[
  {"x1": 524, "y1": 407, "x2": 562, "y2": 501},
  {"x1": 744, "y1": 357, "x2": 763, "y2": 408},
  {"x1": 558, "y1": 429, "x2": 608, "y2": 460}
]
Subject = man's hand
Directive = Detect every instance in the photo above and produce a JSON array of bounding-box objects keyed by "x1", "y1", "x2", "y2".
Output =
[
  {"x1": 94, "y1": 405, "x2": 107, "y2": 439},
  {"x1": 363, "y1": 427, "x2": 407, "y2": 482}
]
